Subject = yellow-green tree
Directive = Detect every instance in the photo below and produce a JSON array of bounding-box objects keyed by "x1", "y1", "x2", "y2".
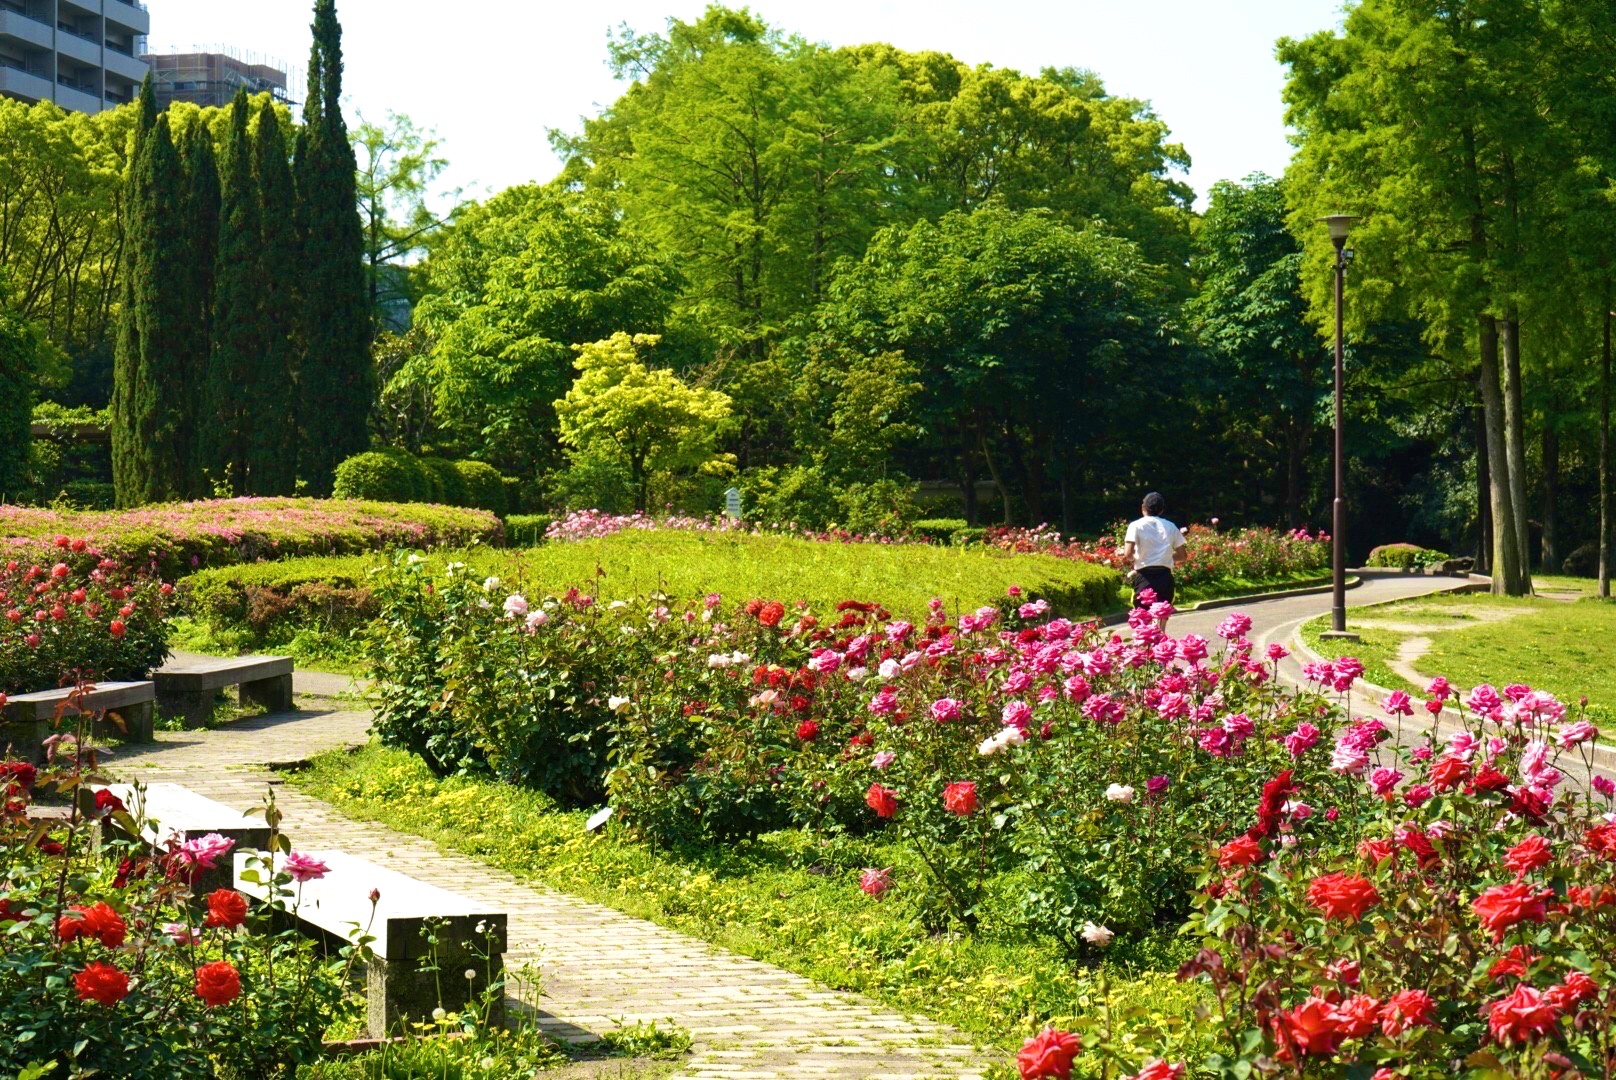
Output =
[{"x1": 553, "y1": 333, "x2": 734, "y2": 511}]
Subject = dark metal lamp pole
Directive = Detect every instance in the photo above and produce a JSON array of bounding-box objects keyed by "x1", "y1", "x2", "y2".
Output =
[{"x1": 1319, "y1": 214, "x2": 1359, "y2": 640}]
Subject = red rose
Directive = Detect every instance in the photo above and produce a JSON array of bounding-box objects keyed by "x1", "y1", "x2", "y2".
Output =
[
  {"x1": 1379, "y1": 988, "x2": 1437, "y2": 1036},
  {"x1": 1218, "y1": 835, "x2": 1263, "y2": 868},
  {"x1": 1332, "y1": 994, "x2": 1380, "y2": 1039},
  {"x1": 195, "y1": 960, "x2": 241, "y2": 1007},
  {"x1": 1487, "y1": 944, "x2": 1536, "y2": 982},
  {"x1": 203, "y1": 888, "x2": 248, "y2": 928},
  {"x1": 1547, "y1": 971, "x2": 1598, "y2": 1010},
  {"x1": 1471, "y1": 762, "x2": 1510, "y2": 792},
  {"x1": 1306, "y1": 872, "x2": 1380, "y2": 922},
  {"x1": 942, "y1": 781, "x2": 978, "y2": 816},
  {"x1": 865, "y1": 783, "x2": 898, "y2": 819},
  {"x1": 1504, "y1": 834, "x2": 1552, "y2": 877},
  {"x1": 1356, "y1": 837, "x2": 1397, "y2": 866},
  {"x1": 1568, "y1": 884, "x2": 1616, "y2": 910},
  {"x1": 1273, "y1": 996, "x2": 1342, "y2": 1057},
  {"x1": 795, "y1": 719, "x2": 819, "y2": 741},
  {"x1": 1016, "y1": 1027, "x2": 1081, "y2": 1079},
  {"x1": 75, "y1": 961, "x2": 129, "y2": 1005},
  {"x1": 57, "y1": 901, "x2": 127, "y2": 948},
  {"x1": 1429, "y1": 754, "x2": 1469, "y2": 792},
  {"x1": 94, "y1": 789, "x2": 126, "y2": 817},
  {"x1": 758, "y1": 601, "x2": 786, "y2": 627},
  {"x1": 1472, "y1": 882, "x2": 1551, "y2": 942},
  {"x1": 1126, "y1": 1062, "x2": 1185, "y2": 1080},
  {"x1": 109, "y1": 619, "x2": 126, "y2": 638},
  {"x1": 1586, "y1": 822, "x2": 1616, "y2": 860},
  {"x1": 1482, "y1": 984, "x2": 1561, "y2": 1043}
]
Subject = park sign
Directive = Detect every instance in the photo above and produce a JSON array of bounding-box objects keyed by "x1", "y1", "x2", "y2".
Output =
[{"x1": 724, "y1": 486, "x2": 741, "y2": 519}]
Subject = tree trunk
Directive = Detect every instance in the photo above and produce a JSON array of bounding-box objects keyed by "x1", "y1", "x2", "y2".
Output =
[
  {"x1": 1541, "y1": 419, "x2": 1558, "y2": 574},
  {"x1": 1601, "y1": 299, "x2": 1611, "y2": 599},
  {"x1": 976, "y1": 423, "x2": 1013, "y2": 527},
  {"x1": 1480, "y1": 315, "x2": 1527, "y2": 595},
  {"x1": 1499, "y1": 314, "x2": 1532, "y2": 589},
  {"x1": 1475, "y1": 403, "x2": 1491, "y2": 575},
  {"x1": 1284, "y1": 415, "x2": 1308, "y2": 529}
]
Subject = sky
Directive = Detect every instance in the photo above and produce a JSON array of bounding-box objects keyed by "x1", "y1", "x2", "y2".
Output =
[{"x1": 143, "y1": 0, "x2": 1348, "y2": 209}]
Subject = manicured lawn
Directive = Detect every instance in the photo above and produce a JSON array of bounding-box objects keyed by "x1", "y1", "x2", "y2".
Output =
[
  {"x1": 288, "y1": 745, "x2": 1214, "y2": 1072},
  {"x1": 1301, "y1": 585, "x2": 1616, "y2": 719}
]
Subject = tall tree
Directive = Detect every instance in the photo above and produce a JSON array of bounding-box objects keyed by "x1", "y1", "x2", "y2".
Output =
[
  {"x1": 111, "y1": 81, "x2": 193, "y2": 506},
  {"x1": 204, "y1": 90, "x2": 268, "y2": 494},
  {"x1": 352, "y1": 111, "x2": 451, "y2": 328},
  {"x1": 177, "y1": 122, "x2": 218, "y2": 496},
  {"x1": 295, "y1": 0, "x2": 373, "y2": 493},
  {"x1": 0, "y1": 289, "x2": 47, "y2": 498},
  {"x1": 251, "y1": 97, "x2": 301, "y2": 493}
]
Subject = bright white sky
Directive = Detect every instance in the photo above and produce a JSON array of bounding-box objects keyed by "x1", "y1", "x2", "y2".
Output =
[{"x1": 144, "y1": 0, "x2": 1347, "y2": 208}]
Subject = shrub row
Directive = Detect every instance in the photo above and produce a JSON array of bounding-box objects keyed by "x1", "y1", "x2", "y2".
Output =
[
  {"x1": 331, "y1": 451, "x2": 508, "y2": 513},
  {"x1": 180, "y1": 557, "x2": 380, "y2": 653},
  {"x1": 990, "y1": 523, "x2": 1330, "y2": 591},
  {"x1": 0, "y1": 498, "x2": 502, "y2": 579},
  {"x1": 1366, "y1": 541, "x2": 1452, "y2": 569}
]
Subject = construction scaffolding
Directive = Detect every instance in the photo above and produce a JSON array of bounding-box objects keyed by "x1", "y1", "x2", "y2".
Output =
[{"x1": 140, "y1": 43, "x2": 299, "y2": 109}]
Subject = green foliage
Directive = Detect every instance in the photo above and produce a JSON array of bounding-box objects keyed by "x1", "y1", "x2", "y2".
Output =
[
  {"x1": 501, "y1": 514, "x2": 552, "y2": 546},
  {"x1": 1366, "y1": 543, "x2": 1452, "y2": 570},
  {"x1": 181, "y1": 556, "x2": 378, "y2": 658},
  {"x1": 250, "y1": 97, "x2": 301, "y2": 494},
  {"x1": 553, "y1": 334, "x2": 735, "y2": 512},
  {"x1": 419, "y1": 456, "x2": 468, "y2": 506},
  {"x1": 0, "y1": 299, "x2": 45, "y2": 498},
  {"x1": 176, "y1": 122, "x2": 218, "y2": 498},
  {"x1": 452, "y1": 460, "x2": 505, "y2": 514},
  {"x1": 331, "y1": 451, "x2": 424, "y2": 503},
  {"x1": 912, "y1": 519, "x2": 968, "y2": 543},
  {"x1": 295, "y1": 0, "x2": 373, "y2": 494}
]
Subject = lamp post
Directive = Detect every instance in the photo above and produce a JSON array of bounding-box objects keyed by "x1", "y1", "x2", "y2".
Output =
[{"x1": 1319, "y1": 214, "x2": 1359, "y2": 640}]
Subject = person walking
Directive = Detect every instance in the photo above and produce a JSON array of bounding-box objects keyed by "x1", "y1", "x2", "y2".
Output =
[{"x1": 1122, "y1": 492, "x2": 1187, "y2": 607}]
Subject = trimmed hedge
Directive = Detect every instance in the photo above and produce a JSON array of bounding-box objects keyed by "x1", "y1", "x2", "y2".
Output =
[
  {"x1": 455, "y1": 460, "x2": 505, "y2": 514},
  {"x1": 331, "y1": 449, "x2": 509, "y2": 513},
  {"x1": 421, "y1": 457, "x2": 470, "y2": 507},
  {"x1": 911, "y1": 517, "x2": 968, "y2": 543},
  {"x1": 182, "y1": 556, "x2": 380, "y2": 648},
  {"x1": 504, "y1": 514, "x2": 553, "y2": 547},
  {"x1": 1367, "y1": 543, "x2": 1451, "y2": 570}
]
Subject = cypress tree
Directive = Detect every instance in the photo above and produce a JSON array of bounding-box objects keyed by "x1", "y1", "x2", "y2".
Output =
[
  {"x1": 250, "y1": 99, "x2": 300, "y2": 494},
  {"x1": 111, "y1": 102, "x2": 193, "y2": 506},
  {"x1": 111, "y1": 75, "x2": 157, "y2": 506},
  {"x1": 178, "y1": 123, "x2": 219, "y2": 497},
  {"x1": 204, "y1": 89, "x2": 267, "y2": 494},
  {"x1": 295, "y1": 0, "x2": 373, "y2": 494}
]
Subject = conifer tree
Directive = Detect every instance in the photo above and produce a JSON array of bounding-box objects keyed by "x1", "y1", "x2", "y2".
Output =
[
  {"x1": 111, "y1": 88, "x2": 193, "y2": 506},
  {"x1": 250, "y1": 98, "x2": 300, "y2": 493},
  {"x1": 295, "y1": 0, "x2": 373, "y2": 493},
  {"x1": 178, "y1": 123, "x2": 219, "y2": 496},
  {"x1": 204, "y1": 89, "x2": 268, "y2": 494}
]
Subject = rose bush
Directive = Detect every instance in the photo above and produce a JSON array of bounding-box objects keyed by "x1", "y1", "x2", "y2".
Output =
[
  {"x1": 0, "y1": 537, "x2": 173, "y2": 696},
  {"x1": 0, "y1": 699, "x2": 365, "y2": 1077}
]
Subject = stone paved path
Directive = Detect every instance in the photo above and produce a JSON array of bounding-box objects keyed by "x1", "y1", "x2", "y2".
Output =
[{"x1": 110, "y1": 699, "x2": 993, "y2": 1079}]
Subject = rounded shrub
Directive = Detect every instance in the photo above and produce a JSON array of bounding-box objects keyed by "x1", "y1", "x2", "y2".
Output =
[
  {"x1": 912, "y1": 517, "x2": 968, "y2": 543},
  {"x1": 454, "y1": 459, "x2": 506, "y2": 513},
  {"x1": 1366, "y1": 543, "x2": 1450, "y2": 570},
  {"x1": 420, "y1": 456, "x2": 469, "y2": 506},
  {"x1": 503, "y1": 514, "x2": 552, "y2": 547},
  {"x1": 332, "y1": 451, "x2": 421, "y2": 503}
]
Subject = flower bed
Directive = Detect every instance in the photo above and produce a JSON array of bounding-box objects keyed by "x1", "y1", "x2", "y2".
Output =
[
  {"x1": 0, "y1": 498, "x2": 503, "y2": 579},
  {"x1": 987, "y1": 524, "x2": 1330, "y2": 595},
  {"x1": 0, "y1": 538, "x2": 173, "y2": 695},
  {"x1": 0, "y1": 716, "x2": 357, "y2": 1078}
]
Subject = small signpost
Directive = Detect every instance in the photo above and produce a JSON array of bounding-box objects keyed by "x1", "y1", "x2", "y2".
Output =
[{"x1": 724, "y1": 486, "x2": 742, "y2": 519}]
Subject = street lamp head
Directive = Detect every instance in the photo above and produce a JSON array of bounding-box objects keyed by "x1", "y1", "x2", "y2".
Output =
[{"x1": 1319, "y1": 213, "x2": 1360, "y2": 243}]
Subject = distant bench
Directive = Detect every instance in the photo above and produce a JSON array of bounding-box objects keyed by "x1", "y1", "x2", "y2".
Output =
[
  {"x1": 2, "y1": 681, "x2": 155, "y2": 762},
  {"x1": 155, "y1": 655, "x2": 293, "y2": 727},
  {"x1": 236, "y1": 849, "x2": 508, "y2": 1037},
  {"x1": 85, "y1": 782, "x2": 271, "y2": 892}
]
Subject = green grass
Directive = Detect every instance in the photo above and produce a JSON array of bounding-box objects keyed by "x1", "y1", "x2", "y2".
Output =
[
  {"x1": 288, "y1": 744, "x2": 1215, "y2": 1071},
  {"x1": 1301, "y1": 589, "x2": 1616, "y2": 714},
  {"x1": 1177, "y1": 569, "x2": 1332, "y2": 606}
]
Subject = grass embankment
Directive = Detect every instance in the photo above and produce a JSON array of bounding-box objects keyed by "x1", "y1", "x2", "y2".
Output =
[
  {"x1": 1301, "y1": 578, "x2": 1615, "y2": 718},
  {"x1": 1175, "y1": 569, "x2": 1332, "y2": 606},
  {"x1": 290, "y1": 745, "x2": 1213, "y2": 1072}
]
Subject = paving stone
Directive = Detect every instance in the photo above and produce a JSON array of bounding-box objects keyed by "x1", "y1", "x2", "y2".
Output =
[{"x1": 109, "y1": 705, "x2": 994, "y2": 1078}]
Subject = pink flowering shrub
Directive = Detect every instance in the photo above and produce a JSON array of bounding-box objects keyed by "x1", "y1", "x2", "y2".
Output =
[
  {"x1": 1084, "y1": 677, "x2": 1616, "y2": 1076},
  {"x1": 0, "y1": 540, "x2": 173, "y2": 695},
  {"x1": 0, "y1": 498, "x2": 501, "y2": 578},
  {"x1": 987, "y1": 524, "x2": 1328, "y2": 593},
  {"x1": 0, "y1": 699, "x2": 360, "y2": 1077}
]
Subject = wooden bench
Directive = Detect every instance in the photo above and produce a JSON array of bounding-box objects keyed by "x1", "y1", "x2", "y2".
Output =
[
  {"x1": 2, "y1": 681, "x2": 155, "y2": 763},
  {"x1": 84, "y1": 782, "x2": 271, "y2": 893},
  {"x1": 235, "y1": 849, "x2": 508, "y2": 1037},
  {"x1": 155, "y1": 655, "x2": 294, "y2": 727}
]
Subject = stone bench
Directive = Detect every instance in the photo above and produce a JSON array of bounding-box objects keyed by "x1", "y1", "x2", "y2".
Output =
[
  {"x1": 84, "y1": 782, "x2": 271, "y2": 893},
  {"x1": 235, "y1": 849, "x2": 508, "y2": 1037},
  {"x1": 155, "y1": 655, "x2": 293, "y2": 727},
  {"x1": 2, "y1": 681, "x2": 155, "y2": 762}
]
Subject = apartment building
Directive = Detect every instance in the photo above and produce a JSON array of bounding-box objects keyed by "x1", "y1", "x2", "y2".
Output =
[
  {"x1": 144, "y1": 48, "x2": 290, "y2": 109},
  {"x1": 0, "y1": 0, "x2": 149, "y2": 113}
]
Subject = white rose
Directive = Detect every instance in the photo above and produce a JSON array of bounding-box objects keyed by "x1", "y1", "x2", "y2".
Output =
[
  {"x1": 482, "y1": 576, "x2": 500, "y2": 591},
  {"x1": 1104, "y1": 783, "x2": 1134, "y2": 804},
  {"x1": 878, "y1": 658, "x2": 901, "y2": 679},
  {"x1": 608, "y1": 695, "x2": 631, "y2": 712},
  {"x1": 1080, "y1": 921, "x2": 1113, "y2": 946},
  {"x1": 846, "y1": 666, "x2": 869, "y2": 683}
]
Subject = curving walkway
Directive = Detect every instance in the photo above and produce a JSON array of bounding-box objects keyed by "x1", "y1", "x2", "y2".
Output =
[{"x1": 110, "y1": 702, "x2": 993, "y2": 1079}]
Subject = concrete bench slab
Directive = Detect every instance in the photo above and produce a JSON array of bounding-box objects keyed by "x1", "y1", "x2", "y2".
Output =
[
  {"x1": 2, "y1": 681, "x2": 155, "y2": 763},
  {"x1": 155, "y1": 655, "x2": 293, "y2": 728},
  {"x1": 235, "y1": 849, "x2": 507, "y2": 1037},
  {"x1": 86, "y1": 782, "x2": 271, "y2": 893}
]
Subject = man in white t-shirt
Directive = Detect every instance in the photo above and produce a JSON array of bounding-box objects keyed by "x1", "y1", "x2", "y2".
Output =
[{"x1": 1122, "y1": 491, "x2": 1187, "y2": 606}]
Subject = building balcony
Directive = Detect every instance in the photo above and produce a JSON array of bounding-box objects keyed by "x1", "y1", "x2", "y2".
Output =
[
  {"x1": 102, "y1": 0, "x2": 148, "y2": 37},
  {"x1": 103, "y1": 45, "x2": 145, "y2": 81},
  {"x1": 0, "y1": 8, "x2": 51, "y2": 49},
  {"x1": 56, "y1": 27, "x2": 102, "y2": 66},
  {"x1": 0, "y1": 62, "x2": 52, "y2": 101},
  {"x1": 53, "y1": 73, "x2": 101, "y2": 112}
]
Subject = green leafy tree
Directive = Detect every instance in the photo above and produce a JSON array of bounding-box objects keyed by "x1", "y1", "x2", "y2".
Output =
[
  {"x1": 295, "y1": 0, "x2": 373, "y2": 494},
  {"x1": 111, "y1": 82, "x2": 194, "y2": 507},
  {"x1": 177, "y1": 121, "x2": 218, "y2": 496},
  {"x1": 353, "y1": 111, "x2": 452, "y2": 328},
  {"x1": 553, "y1": 333, "x2": 735, "y2": 511},
  {"x1": 251, "y1": 97, "x2": 301, "y2": 493},
  {"x1": 0, "y1": 292, "x2": 47, "y2": 498}
]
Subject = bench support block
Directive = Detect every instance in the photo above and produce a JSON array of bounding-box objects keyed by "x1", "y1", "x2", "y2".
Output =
[
  {"x1": 366, "y1": 953, "x2": 505, "y2": 1037},
  {"x1": 240, "y1": 673, "x2": 293, "y2": 715},
  {"x1": 163, "y1": 688, "x2": 215, "y2": 729}
]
